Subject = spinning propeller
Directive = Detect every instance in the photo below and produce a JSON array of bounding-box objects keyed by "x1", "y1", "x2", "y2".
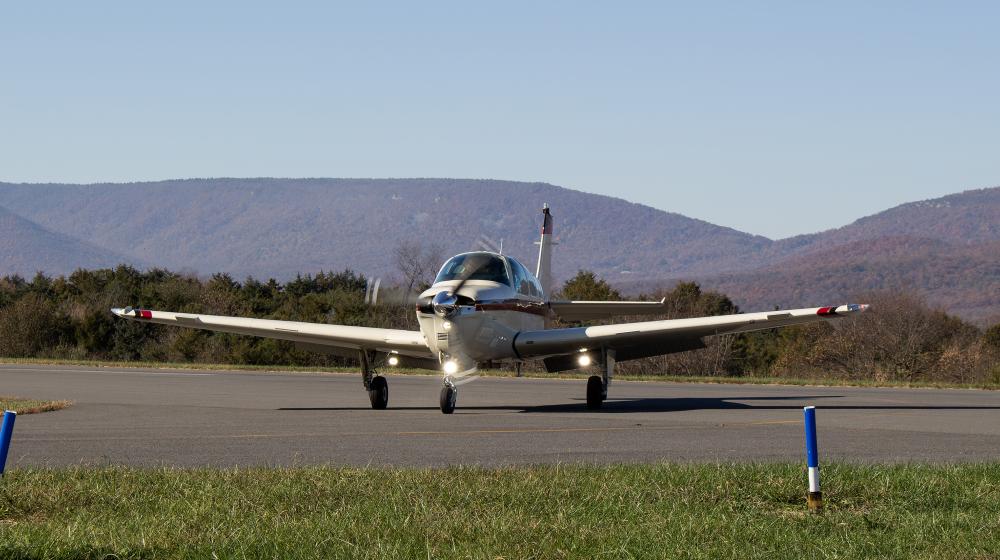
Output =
[{"x1": 429, "y1": 253, "x2": 491, "y2": 318}]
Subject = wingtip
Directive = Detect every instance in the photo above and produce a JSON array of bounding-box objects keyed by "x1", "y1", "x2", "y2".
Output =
[
  {"x1": 817, "y1": 303, "x2": 871, "y2": 317},
  {"x1": 111, "y1": 306, "x2": 142, "y2": 318}
]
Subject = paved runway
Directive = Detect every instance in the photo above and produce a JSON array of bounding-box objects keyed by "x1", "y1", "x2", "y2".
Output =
[{"x1": 3, "y1": 364, "x2": 1000, "y2": 467}]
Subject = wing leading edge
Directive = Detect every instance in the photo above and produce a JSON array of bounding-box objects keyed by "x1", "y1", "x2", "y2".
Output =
[
  {"x1": 110, "y1": 307, "x2": 433, "y2": 359},
  {"x1": 514, "y1": 303, "x2": 869, "y2": 369}
]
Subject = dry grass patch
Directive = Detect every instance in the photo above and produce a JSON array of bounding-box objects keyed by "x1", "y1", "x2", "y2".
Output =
[{"x1": 0, "y1": 396, "x2": 71, "y2": 415}]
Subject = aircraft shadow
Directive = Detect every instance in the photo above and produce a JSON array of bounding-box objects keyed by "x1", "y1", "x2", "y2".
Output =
[{"x1": 279, "y1": 394, "x2": 1000, "y2": 414}]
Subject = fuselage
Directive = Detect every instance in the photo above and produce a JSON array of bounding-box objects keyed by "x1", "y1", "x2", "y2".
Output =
[{"x1": 416, "y1": 252, "x2": 546, "y2": 370}]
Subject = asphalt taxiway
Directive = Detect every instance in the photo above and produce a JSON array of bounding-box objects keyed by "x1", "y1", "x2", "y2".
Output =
[{"x1": 2, "y1": 364, "x2": 999, "y2": 467}]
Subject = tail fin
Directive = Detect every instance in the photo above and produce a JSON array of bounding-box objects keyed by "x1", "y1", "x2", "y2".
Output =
[{"x1": 535, "y1": 204, "x2": 555, "y2": 299}]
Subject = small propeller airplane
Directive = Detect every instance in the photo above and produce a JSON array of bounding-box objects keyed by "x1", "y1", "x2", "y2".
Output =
[{"x1": 112, "y1": 205, "x2": 868, "y2": 414}]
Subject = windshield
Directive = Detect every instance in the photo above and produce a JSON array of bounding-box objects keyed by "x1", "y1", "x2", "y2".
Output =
[{"x1": 434, "y1": 253, "x2": 511, "y2": 286}]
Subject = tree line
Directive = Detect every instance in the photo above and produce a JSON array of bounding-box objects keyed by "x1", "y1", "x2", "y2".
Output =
[{"x1": 0, "y1": 266, "x2": 997, "y2": 383}]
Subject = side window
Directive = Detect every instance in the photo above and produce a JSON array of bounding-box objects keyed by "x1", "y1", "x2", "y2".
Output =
[
  {"x1": 512, "y1": 259, "x2": 539, "y2": 298},
  {"x1": 510, "y1": 259, "x2": 528, "y2": 296},
  {"x1": 529, "y1": 272, "x2": 543, "y2": 298}
]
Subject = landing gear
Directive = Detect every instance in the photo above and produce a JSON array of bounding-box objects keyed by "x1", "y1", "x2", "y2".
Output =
[
  {"x1": 368, "y1": 375, "x2": 389, "y2": 410},
  {"x1": 585, "y1": 348, "x2": 616, "y2": 410},
  {"x1": 360, "y1": 350, "x2": 388, "y2": 410},
  {"x1": 440, "y1": 383, "x2": 457, "y2": 414},
  {"x1": 586, "y1": 376, "x2": 604, "y2": 409}
]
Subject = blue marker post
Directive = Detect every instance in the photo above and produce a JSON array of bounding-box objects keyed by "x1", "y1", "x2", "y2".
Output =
[
  {"x1": 0, "y1": 410, "x2": 16, "y2": 477},
  {"x1": 803, "y1": 406, "x2": 822, "y2": 511}
]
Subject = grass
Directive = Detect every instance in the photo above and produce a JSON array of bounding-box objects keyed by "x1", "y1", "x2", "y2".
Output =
[
  {"x1": 4, "y1": 356, "x2": 1000, "y2": 391},
  {"x1": 0, "y1": 396, "x2": 70, "y2": 415},
  {"x1": 1, "y1": 464, "x2": 998, "y2": 559}
]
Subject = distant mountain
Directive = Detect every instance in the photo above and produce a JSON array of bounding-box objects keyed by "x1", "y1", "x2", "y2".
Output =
[
  {"x1": 764, "y1": 187, "x2": 1000, "y2": 260},
  {"x1": 0, "y1": 179, "x2": 769, "y2": 280},
  {"x1": 0, "y1": 205, "x2": 134, "y2": 276},
  {"x1": 0, "y1": 179, "x2": 997, "y2": 324},
  {"x1": 618, "y1": 186, "x2": 1000, "y2": 325},
  {"x1": 693, "y1": 236, "x2": 1000, "y2": 326}
]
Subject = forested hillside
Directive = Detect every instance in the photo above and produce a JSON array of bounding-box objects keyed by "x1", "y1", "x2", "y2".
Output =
[
  {"x1": 0, "y1": 205, "x2": 133, "y2": 273},
  {"x1": 666, "y1": 237, "x2": 1000, "y2": 326}
]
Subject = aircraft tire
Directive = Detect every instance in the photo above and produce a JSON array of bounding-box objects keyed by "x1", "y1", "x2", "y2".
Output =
[
  {"x1": 440, "y1": 385, "x2": 457, "y2": 414},
  {"x1": 368, "y1": 376, "x2": 389, "y2": 410},
  {"x1": 586, "y1": 375, "x2": 603, "y2": 410}
]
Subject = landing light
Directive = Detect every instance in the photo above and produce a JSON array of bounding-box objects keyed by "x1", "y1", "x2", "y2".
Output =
[
  {"x1": 443, "y1": 361, "x2": 459, "y2": 375},
  {"x1": 577, "y1": 354, "x2": 592, "y2": 367},
  {"x1": 443, "y1": 321, "x2": 453, "y2": 331},
  {"x1": 387, "y1": 356, "x2": 400, "y2": 366}
]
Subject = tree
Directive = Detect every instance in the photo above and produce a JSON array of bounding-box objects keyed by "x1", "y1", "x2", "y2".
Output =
[
  {"x1": 394, "y1": 241, "x2": 444, "y2": 296},
  {"x1": 558, "y1": 270, "x2": 622, "y2": 301},
  {"x1": 985, "y1": 323, "x2": 1000, "y2": 351}
]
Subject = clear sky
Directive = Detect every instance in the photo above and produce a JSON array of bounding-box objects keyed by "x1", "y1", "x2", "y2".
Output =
[{"x1": 2, "y1": 1, "x2": 997, "y2": 238}]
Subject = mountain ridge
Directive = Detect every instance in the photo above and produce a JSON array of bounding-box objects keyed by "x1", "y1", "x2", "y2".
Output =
[{"x1": 0, "y1": 204, "x2": 138, "y2": 276}]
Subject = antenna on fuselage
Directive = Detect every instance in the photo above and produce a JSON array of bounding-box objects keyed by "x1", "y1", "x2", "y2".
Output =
[{"x1": 498, "y1": 239, "x2": 503, "y2": 255}]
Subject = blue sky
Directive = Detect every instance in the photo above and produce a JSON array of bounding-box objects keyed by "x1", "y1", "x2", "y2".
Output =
[{"x1": 2, "y1": 1, "x2": 997, "y2": 238}]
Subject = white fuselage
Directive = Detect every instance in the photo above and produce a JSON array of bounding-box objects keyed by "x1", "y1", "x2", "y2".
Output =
[{"x1": 416, "y1": 253, "x2": 548, "y2": 370}]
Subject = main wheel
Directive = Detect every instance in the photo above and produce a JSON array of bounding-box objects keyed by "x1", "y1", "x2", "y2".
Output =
[
  {"x1": 368, "y1": 376, "x2": 389, "y2": 410},
  {"x1": 586, "y1": 375, "x2": 604, "y2": 410},
  {"x1": 439, "y1": 385, "x2": 457, "y2": 414}
]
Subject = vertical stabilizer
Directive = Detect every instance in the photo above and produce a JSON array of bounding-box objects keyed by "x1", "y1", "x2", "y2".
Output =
[{"x1": 535, "y1": 204, "x2": 555, "y2": 299}]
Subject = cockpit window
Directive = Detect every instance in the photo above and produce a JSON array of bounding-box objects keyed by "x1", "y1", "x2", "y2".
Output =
[{"x1": 434, "y1": 253, "x2": 511, "y2": 286}]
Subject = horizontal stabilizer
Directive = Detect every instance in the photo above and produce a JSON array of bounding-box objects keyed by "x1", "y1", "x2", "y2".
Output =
[{"x1": 548, "y1": 298, "x2": 667, "y2": 321}]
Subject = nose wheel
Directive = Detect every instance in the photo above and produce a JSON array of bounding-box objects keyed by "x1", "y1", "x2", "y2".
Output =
[{"x1": 440, "y1": 382, "x2": 457, "y2": 414}]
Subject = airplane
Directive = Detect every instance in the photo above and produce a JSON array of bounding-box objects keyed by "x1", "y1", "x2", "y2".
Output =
[{"x1": 112, "y1": 205, "x2": 869, "y2": 414}]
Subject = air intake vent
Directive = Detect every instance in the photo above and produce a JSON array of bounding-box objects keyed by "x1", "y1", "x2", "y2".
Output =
[{"x1": 437, "y1": 332, "x2": 449, "y2": 341}]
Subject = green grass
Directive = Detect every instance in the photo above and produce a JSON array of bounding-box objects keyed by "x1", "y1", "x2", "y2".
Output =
[
  {"x1": 0, "y1": 464, "x2": 998, "y2": 559},
  {"x1": 0, "y1": 396, "x2": 70, "y2": 415},
  {"x1": 4, "y1": 356, "x2": 1000, "y2": 391}
]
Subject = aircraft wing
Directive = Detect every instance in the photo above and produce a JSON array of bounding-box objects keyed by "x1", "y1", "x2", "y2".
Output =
[
  {"x1": 548, "y1": 298, "x2": 667, "y2": 321},
  {"x1": 110, "y1": 307, "x2": 434, "y2": 359},
  {"x1": 515, "y1": 303, "x2": 869, "y2": 371}
]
